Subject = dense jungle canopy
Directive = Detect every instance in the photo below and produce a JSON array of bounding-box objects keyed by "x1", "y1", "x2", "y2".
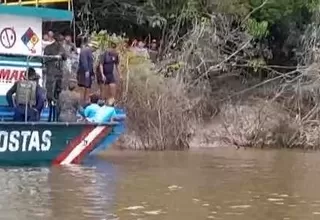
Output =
[
  {"x1": 44, "y1": 0, "x2": 320, "y2": 66},
  {"x1": 62, "y1": 0, "x2": 320, "y2": 66}
]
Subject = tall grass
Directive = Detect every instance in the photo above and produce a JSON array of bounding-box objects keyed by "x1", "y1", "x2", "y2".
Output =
[
  {"x1": 119, "y1": 57, "x2": 196, "y2": 150},
  {"x1": 87, "y1": 31, "x2": 202, "y2": 150}
]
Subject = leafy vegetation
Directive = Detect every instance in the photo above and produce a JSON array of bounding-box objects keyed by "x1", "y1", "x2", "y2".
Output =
[
  {"x1": 72, "y1": 0, "x2": 319, "y2": 65},
  {"x1": 71, "y1": 0, "x2": 320, "y2": 149}
]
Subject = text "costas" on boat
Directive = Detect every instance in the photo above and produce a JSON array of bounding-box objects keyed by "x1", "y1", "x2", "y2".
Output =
[{"x1": 0, "y1": 130, "x2": 52, "y2": 152}]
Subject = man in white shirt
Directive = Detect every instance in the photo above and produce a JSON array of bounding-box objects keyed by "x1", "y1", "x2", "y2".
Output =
[{"x1": 42, "y1": 31, "x2": 55, "y2": 53}]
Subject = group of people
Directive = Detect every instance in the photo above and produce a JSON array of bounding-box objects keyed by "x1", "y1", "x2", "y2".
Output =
[
  {"x1": 4, "y1": 30, "x2": 91, "y2": 122},
  {"x1": 5, "y1": 65, "x2": 78, "y2": 122},
  {"x1": 42, "y1": 31, "x2": 78, "y2": 80},
  {"x1": 42, "y1": 31, "x2": 77, "y2": 56},
  {"x1": 5, "y1": 66, "x2": 116, "y2": 123},
  {"x1": 131, "y1": 39, "x2": 159, "y2": 63},
  {"x1": 57, "y1": 79, "x2": 117, "y2": 123},
  {"x1": 4, "y1": 30, "x2": 159, "y2": 122},
  {"x1": 76, "y1": 37, "x2": 160, "y2": 107}
]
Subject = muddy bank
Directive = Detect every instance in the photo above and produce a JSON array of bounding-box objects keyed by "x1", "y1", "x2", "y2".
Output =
[
  {"x1": 190, "y1": 99, "x2": 320, "y2": 149},
  {"x1": 116, "y1": 98, "x2": 320, "y2": 150}
]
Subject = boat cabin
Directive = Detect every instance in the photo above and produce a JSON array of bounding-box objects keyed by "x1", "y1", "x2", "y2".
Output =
[{"x1": 0, "y1": 0, "x2": 73, "y2": 121}]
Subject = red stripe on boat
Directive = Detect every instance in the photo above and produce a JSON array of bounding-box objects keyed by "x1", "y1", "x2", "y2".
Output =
[
  {"x1": 72, "y1": 126, "x2": 112, "y2": 164},
  {"x1": 52, "y1": 125, "x2": 94, "y2": 165}
]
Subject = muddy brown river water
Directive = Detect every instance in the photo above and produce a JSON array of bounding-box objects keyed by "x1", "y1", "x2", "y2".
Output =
[{"x1": 0, "y1": 148, "x2": 320, "y2": 219}]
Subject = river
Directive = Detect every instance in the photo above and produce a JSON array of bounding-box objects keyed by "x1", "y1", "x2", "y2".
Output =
[{"x1": 0, "y1": 148, "x2": 320, "y2": 219}]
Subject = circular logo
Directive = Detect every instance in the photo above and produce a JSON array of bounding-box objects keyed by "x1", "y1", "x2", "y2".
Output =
[
  {"x1": 30, "y1": 35, "x2": 39, "y2": 45},
  {"x1": 0, "y1": 27, "x2": 16, "y2": 49}
]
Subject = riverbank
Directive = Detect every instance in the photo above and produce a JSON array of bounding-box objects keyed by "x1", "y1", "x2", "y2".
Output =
[
  {"x1": 189, "y1": 99, "x2": 318, "y2": 149},
  {"x1": 114, "y1": 61, "x2": 320, "y2": 150},
  {"x1": 117, "y1": 76, "x2": 320, "y2": 150},
  {"x1": 118, "y1": 98, "x2": 320, "y2": 150},
  {"x1": 90, "y1": 31, "x2": 320, "y2": 151}
]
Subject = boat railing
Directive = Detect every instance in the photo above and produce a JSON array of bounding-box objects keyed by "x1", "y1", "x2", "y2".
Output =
[
  {"x1": 0, "y1": 121, "x2": 121, "y2": 126},
  {"x1": 0, "y1": 52, "x2": 63, "y2": 59}
]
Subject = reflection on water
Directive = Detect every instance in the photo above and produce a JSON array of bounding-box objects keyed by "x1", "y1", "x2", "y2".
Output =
[
  {"x1": 1, "y1": 149, "x2": 320, "y2": 219},
  {"x1": 0, "y1": 158, "x2": 117, "y2": 220}
]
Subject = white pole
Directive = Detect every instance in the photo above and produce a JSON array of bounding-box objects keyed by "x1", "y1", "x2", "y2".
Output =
[
  {"x1": 25, "y1": 56, "x2": 30, "y2": 122},
  {"x1": 0, "y1": 52, "x2": 62, "y2": 59}
]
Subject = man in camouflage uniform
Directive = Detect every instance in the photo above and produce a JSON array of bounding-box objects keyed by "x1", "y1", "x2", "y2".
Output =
[
  {"x1": 62, "y1": 34, "x2": 78, "y2": 80},
  {"x1": 43, "y1": 34, "x2": 67, "y2": 121},
  {"x1": 57, "y1": 78, "x2": 83, "y2": 122}
]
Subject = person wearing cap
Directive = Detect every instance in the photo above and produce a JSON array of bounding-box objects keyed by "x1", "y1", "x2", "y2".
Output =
[
  {"x1": 77, "y1": 38, "x2": 98, "y2": 104},
  {"x1": 57, "y1": 77, "x2": 83, "y2": 122},
  {"x1": 97, "y1": 40, "x2": 121, "y2": 106},
  {"x1": 6, "y1": 67, "x2": 45, "y2": 121},
  {"x1": 83, "y1": 93, "x2": 101, "y2": 122}
]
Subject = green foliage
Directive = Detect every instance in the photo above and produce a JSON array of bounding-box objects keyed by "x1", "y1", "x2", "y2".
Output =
[
  {"x1": 74, "y1": 0, "x2": 207, "y2": 36},
  {"x1": 216, "y1": 0, "x2": 251, "y2": 17},
  {"x1": 306, "y1": 0, "x2": 320, "y2": 11},
  {"x1": 248, "y1": 58, "x2": 266, "y2": 72},
  {"x1": 72, "y1": 0, "x2": 320, "y2": 65},
  {"x1": 90, "y1": 30, "x2": 127, "y2": 49},
  {"x1": 245, "y1": 18, "x2": 269, "y2": 39},
  {"x1": 249, "y1": 0, "x2": 306, "y2": 24},
  {"x1": 74, "y1": 0, "x2": 320, "y2": 32}
]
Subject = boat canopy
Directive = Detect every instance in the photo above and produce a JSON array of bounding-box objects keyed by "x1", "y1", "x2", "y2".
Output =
[
  {"x1": 2, "y1": 0, "x2": 71, "y2": 7},
  {"x1": 0, "y1": 0, "x2": 73, "y2": 21}
]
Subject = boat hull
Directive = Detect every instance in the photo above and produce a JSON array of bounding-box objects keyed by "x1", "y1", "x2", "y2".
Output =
[{"x1": 0, "y1": 122, "x2": 124, "y2": 166}]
